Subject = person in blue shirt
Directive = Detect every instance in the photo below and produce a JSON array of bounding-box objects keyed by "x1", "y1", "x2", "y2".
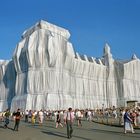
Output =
[{"x1": 124, "y1": 109, "x2": 135, "y2": 134}]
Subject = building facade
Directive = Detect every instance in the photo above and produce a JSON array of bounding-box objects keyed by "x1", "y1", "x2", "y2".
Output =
[{"x1": 0, "y1": 20, "x2": 140, "y2": 111}]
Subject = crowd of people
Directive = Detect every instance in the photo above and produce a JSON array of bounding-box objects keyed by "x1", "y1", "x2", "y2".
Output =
[
  {"x1": 0, "y1": 106, "x2": 140, "y2": 138},
  {"x1": 92, "y1": 106, "x2": 140, "y2": 133},
  {"x1": 0, "y1": 107, "x2": 83, "y2": 138}
]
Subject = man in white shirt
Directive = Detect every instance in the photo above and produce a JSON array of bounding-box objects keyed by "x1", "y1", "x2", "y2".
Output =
[
  {"x1": 87, "y1": 110, "x2": 92, "y2": 121},
  {"x1": 64, "y1": 107, "x2": 74, "y2": 139}
]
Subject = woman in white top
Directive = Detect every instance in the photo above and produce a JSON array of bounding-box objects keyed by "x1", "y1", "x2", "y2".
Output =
[{"x1": 38, "y1": 109, "x2": 44, "y2": 125}]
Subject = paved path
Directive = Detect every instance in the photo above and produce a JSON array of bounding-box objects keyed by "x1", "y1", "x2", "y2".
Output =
[{"x1": 0, "y1": 120, "x2": 140, "y2": 140}]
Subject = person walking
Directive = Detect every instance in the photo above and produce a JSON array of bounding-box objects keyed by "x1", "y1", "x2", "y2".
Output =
[
  {"x1": 64, "y1": 107, "x2": 75, "y2": 139},
  {"x1": 124, "y1": 109, "x2": 135, "y2": 134},
  {"x1": 4, "y1": 109, "x2": 10, "y2": 128},
  {"x1": 13, "y1": 108, "x2": 21, "y2": 131},
  {"x1": 56, "y1": 111, "x2": 63, "y2": 128}
]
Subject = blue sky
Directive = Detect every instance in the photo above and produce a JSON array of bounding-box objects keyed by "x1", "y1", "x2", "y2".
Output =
[{"x1": 0, "y1": 0, "x2": 140, "y2": 60}]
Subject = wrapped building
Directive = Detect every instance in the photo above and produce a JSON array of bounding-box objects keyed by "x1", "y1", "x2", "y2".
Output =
[{"x1": 0, "y1": 20, "x2": 140, "y2": 111}]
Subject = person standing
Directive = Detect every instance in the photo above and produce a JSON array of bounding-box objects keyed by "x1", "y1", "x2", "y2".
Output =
[
  {"x1": 13, "y1": 109, "x2": 21, "y2": 131},
  {"x1": 87, "y1": 110, "x2": 92, "y2": 121},
  {"x1": 76, "y1": 109, "x2": 82, "y2": 126},
  {"x1": 38, "y1": 109, "x2": 44, "y2": 125},
  {"x1": 64, "y1": 107, "x2": 74, "y2": 139},
  {"x1": 31, "y1": 111, "x2": 36, "y2": 124},
  {"x1": 25, "y1": 110, "x2": 29, "y2": 122}
]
